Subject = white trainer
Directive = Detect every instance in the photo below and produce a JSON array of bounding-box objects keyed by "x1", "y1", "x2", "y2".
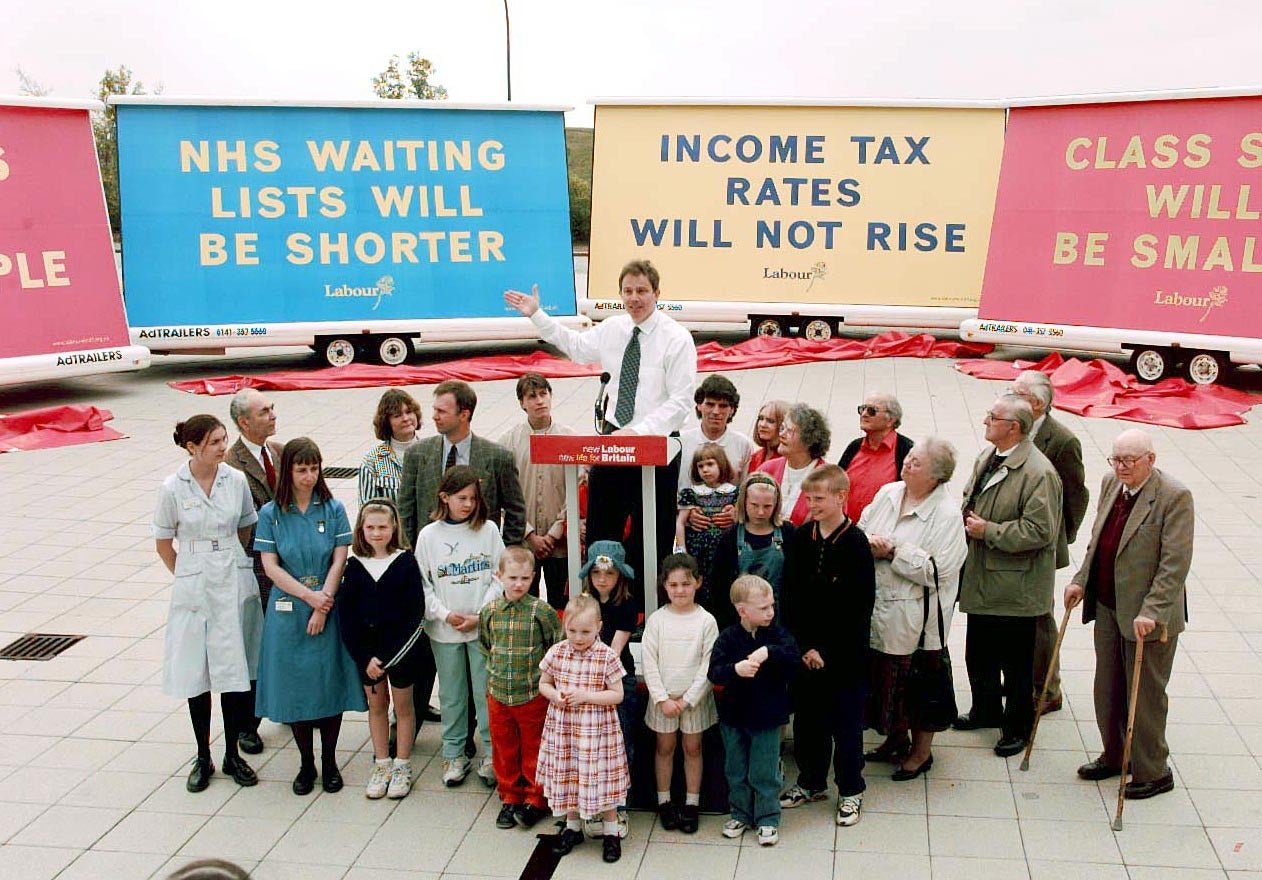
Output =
[
  {"x1": 387, "y1": 760, "x2": 412, "y2": 799},
  {"x1": 722, "y1": 818, "x2": 749, "y2": 839},
  {"x1": 836, "y1": 794, "x2": 863, "y2": 827},
  {"x1": 442, "y1": 756, "x2": 471, "y2": 787},
  {"x1": 757, "y1": 825, "x2": 779, "y2": 846},
  {"x1": 365, "y1": 761, "x2": 390, "y2": 799},
  {"x1": 476, "y1": 756, "x2": 497, "y2": 788}
]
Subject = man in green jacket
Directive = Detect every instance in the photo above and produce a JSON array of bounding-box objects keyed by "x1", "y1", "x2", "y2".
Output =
[{"x1": 954, "y1": 394, "x2": 1063, "y2": 758}]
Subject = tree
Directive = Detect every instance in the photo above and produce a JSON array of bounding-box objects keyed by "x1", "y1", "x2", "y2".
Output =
[
  {"x1": 372, "y1": 53, "x2": 448, "y2": 100},
  {"x1": 14, "y1": 66, "x2": 50, "y2": 96},
  {"x1": 92, "y1": 66, "x2": 154, "y2": 241}
]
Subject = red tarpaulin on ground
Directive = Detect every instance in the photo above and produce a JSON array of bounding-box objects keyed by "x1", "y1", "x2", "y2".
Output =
[
  {"x1": 956, "y1": 353, "x2": 1257, "y2": 429},
  {"x1": 168, "y1": 332, "x2": 994, "y2": 396},
  {"x1": 0, "y1": 405, "x2": 126, "y2": 453}
]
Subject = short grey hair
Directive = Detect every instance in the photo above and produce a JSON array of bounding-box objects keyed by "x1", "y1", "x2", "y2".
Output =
[
  {"x1": 228, "y1": 389, "x2": 257, "y2": 430},
  {"x1": 1015, "y1": 370, "x2": 1054, "y2": 408},
  {"x1": 914, "y1": 437, "x2": 957, "y2": 484},
  {"x1": 994, "y1": 393, "x2": 1034, "y2": 436},
  {"x1": 787, "y1": 402, "x2": 831, "y2": 459},
  {"x1": 867, "y1": 392, "x2": 903, "y2": 428}
]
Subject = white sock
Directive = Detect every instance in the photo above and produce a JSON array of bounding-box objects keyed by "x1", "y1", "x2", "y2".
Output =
[
  {"x1": 392, "y1": 757, "x2": 409, "y2": 769},
  {"x1": 374, "y1": 757, "x2": 391, "y2": 767},
  {"x1": 685, "y1": 792, "x2": 700, "y2": 806},
  {"x1": 657, "y1": 791, "x2": 671, "y2": 805},
  {"x1": 566, "y1": 817, "x2": 582, "y2": 832},
  {"x1": 604, "y1": 820, "x2": 619, "y2": 836}
]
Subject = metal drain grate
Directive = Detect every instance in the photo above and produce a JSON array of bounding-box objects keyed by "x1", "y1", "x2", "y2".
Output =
[
  {"x1": 0, "y1": 633, "x2": 86, "y2": 661},
  {"x1": 323, "y1": 466, "x2": 359, "y2": 480}
]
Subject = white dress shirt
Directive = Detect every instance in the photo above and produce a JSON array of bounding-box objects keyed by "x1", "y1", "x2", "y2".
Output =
[
  {"x1": 530, "y1": 309, "x2": 697, "y2": 436},
  {"x1": 240, "y1": 436, "x2": 267, "y2": 471}
]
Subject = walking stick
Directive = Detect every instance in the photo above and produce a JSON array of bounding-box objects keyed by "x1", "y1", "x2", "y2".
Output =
[
  {"x1": 1113, "y1": 623, "x2": 1169, "y2": 831},
  {"x1": 1021, "y1": 595, "x2": 1079, "y2": 771}
]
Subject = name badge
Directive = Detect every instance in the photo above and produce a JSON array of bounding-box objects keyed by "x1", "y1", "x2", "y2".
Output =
[
  {"x1": 275, "y1": 599, "x2": 294, "y2": 612},
  {"x1": 182, "y1": 499, "x2": 199, "y2": 510},
  {"x1": 317, "y1": 520, "x2": 326, "y2": 534}
]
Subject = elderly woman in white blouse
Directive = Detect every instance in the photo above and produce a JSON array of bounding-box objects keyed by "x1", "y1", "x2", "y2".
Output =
[{"x1": 858, "y1": 437, "x2": 967, "y2": 781}]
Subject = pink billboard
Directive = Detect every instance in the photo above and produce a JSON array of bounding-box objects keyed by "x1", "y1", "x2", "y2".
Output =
[
  {"x1": 0, "y1": 102, "x2": 130, "y2": 359},
  {"x1": 981, "y1": 96, "x2": 1262, "y2": 336}
]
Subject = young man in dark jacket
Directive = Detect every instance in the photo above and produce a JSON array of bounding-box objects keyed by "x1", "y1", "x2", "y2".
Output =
[
  {"x1": 778, "y1": 465, "x2": 876, "y2": 828},
  {"x1": 709, "y1": 574, "x2": 799, "y2": 846}
]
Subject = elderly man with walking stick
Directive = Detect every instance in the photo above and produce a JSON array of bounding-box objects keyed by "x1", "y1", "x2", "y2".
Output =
[{"x1": 1066, "y1": 429, "x2": 1192, "y2": 801}]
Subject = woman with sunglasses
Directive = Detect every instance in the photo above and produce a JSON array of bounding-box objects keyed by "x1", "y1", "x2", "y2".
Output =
[{"x1": 838, "y1": 393, "x2": 914, "y2": 523}]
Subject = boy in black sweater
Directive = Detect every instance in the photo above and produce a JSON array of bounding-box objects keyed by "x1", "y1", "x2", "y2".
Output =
[
  {"x1": 708, "y1": 574, "x2": 800, "y2": 847},
  {"x1": 778, "y1": 465, "x2": 875, "y2": 828}
]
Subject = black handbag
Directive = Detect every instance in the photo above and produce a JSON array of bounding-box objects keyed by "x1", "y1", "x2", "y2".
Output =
[{"x1": 906, "y1": 558, "x2": 958, "y2": 733}]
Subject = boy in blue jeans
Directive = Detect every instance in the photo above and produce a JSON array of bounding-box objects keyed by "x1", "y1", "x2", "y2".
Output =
[{"x1": 708, "y1": 574, "x2": 799, "y2": 846}]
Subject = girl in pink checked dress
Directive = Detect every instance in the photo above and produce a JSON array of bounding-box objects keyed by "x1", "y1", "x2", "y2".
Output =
[{"x1": 536, "y1": 593, "x2": 629, "y2": 864}]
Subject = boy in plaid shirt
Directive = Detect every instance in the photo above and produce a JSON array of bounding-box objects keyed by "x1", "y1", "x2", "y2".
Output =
[{"x1": 479, "y1": 546, "x2": 564, "y2": 829}]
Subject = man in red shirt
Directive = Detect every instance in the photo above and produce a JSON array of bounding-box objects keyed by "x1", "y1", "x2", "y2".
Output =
[{"x1": 837, "y1": 392, "x2": 913, "y2": 522}]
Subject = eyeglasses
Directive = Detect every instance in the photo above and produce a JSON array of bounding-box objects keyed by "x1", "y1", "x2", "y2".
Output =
[
  {"x1": 984, "y1": 412, "x2": 1017, "y2": 423},
  {"x1": 857, "y1": 405, "x2": 886, "y2": 416},
  {"x1": 1106, "y1": 455, "x2": 1146, "y2": 468},
  {"x1": 778, "y1": 424, "x2": 799, "y2": 436}
]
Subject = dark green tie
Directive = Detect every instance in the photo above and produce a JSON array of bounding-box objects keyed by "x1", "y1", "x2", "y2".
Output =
[{"x1": 613, "y1": 326, "x2": 642, "y2": 428}]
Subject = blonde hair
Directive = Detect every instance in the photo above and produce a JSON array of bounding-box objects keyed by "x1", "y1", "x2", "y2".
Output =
[
  {"x1": 498, "y1": 545, "x2": 536, "y2": 574},
  {"x1": 730, "y1": 573, "x2": 773, "y2": 606},
  {"x1": 564, "y1": 593, "x2": 602, "y2": 628}
]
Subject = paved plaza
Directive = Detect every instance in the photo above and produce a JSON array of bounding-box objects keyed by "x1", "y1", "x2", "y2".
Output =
[{"x1": 2, "y1": 333, "x2": 1261, "y2": 879}]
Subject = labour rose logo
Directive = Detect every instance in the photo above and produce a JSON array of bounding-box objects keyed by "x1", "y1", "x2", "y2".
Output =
[
  {"x1": 1199, "y1": 285, "x2": 1227, "y2": 323},
  {"x1": 806, "y1": 262, "x2": 827, "y2": 292},
  {"x1": 373, "y1": 275, "x2": 396, "y2": 311}
]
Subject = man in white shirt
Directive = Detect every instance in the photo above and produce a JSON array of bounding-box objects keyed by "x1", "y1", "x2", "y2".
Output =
[
  {"x1": 677, "y1": 373, "x2": 754, "y2": 492},
  {"x1": 223, "y1": 387, "x2": 282, "y2": 757},
  {"x1": 505, "y1": 259, "x2": 697, "y2": 605}
]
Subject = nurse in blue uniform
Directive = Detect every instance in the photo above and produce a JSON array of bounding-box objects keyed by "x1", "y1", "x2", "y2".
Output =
[
  {"x1": 155, "y1": 414, "x2": 264, "y2": 793},
  {"x1": 255, "y1": 437, "x2": 367, "y2": 795}
]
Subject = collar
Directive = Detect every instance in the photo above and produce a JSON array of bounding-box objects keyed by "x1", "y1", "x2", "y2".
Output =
[
  {"x1": 1121, "y1": 475, "x2": 1152, "y2": 498},
  {"x1": 898, "y1": 482, "x2": 947, "y2": 520},
  {"x1": 1031, "y1": 414, "x2": 1047, "y2": 439},
  {"x1": 864, "y1": 431, "x2": 897, "y2": 452},
  {"x1": 631, "y1": 310, "x2": 661, "y2": 336},
  {"x1": 443, "y1": 433, "x2": 473, "y2": 461},
  {"x1": 240, "y1": 436, "x2": 266, "y2": 464},
  {"x1": 528, "y1": 418, "x2": 556, "y2": 434},
  {"x1": 178, "y1": 462, "x2": 228, "y2": 484}
]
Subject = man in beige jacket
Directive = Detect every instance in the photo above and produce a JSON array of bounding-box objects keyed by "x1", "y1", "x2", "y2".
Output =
[
  {"x1": 954, "y1": 394, "x2": 1062, "y2": 758},
  {"x1": 1066, "y1": 429, "x2": 1192, "y2": 800}
]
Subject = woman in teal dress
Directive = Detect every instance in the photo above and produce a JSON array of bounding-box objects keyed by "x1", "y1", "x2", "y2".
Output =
[{"x1": 255, "y1": 437, "x2": 367, "y2": 795}]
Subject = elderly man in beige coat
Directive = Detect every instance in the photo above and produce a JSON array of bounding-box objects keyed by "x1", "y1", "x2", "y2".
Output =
[
  {"x1": 954, "y1": 394, "x2": 1062, "y2": 758},
  {"x1": 1066, "y1": 429, "x2": 1192, "y2": 800}
]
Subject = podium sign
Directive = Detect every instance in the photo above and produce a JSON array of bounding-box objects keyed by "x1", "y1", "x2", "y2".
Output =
[
  {"x1": 530, "y1": 433, "x2": 674, "y2": 615},
  {"x1": 529, "y1": 434, "x2": 667, "y2": 467}
]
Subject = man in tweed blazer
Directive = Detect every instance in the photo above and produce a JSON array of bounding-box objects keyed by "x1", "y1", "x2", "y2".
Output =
[
  {"x1": 222, "y1": 388, "x2": 282, "y2": 756},
  {"x1": 1012, "y1": 370, "x2": 1089, "y2": 712},
  {"x1": 399, "y1": 379, "x2": 526, "y2": 548},
  {"x1": 1066, "y1": 429, "x2": 1191, "y2": 800}
]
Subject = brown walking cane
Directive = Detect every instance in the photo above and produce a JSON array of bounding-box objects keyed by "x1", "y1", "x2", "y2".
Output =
[
  {"x1": 1113, "y1": 623, "x2": 1169, "y2": 831},
  {"x1": 1021, "y1": 595, "x2": 1079, "y2": 772}
]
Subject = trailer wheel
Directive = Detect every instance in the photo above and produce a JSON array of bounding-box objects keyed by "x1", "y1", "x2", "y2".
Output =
[
  {"x1": 753, "y1": 317, "x2": 784, "y2": 338},
  {"x1": 1129, "y1": 347, "x2": 1172, "y2": 384},
  {"x1": 803, "y1": 318, "x2": 834, "y2": 341},
  {"x1": 375, "y1": 335, "x2": 412, "y2": 366},
  {"x1": 320, "y1": 337, "x2": 358, "y2": 368},
  {"x1": 1184, "y1": 351, "x2": 1227, "y2": 386}
]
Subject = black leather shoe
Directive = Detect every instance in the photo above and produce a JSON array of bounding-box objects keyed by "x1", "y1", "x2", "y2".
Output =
[
  {"x1": 222, "y1": 755, "x2": 258, "y2": 787},
  {"x1": 994, "y1": 736, "x2": 1027, "y2": 757},
  {"x1": 237, "y1": 731, "x2": 264, "y2": 755},
  {"x1": 679, "y1": 803, "x2": 700, "y2": 834},
  {"x1": 496, "y1": 803, "x2": 519, "y2": 829},
  {"x1": 658, "y1": 801, "x2": 681, "y2": 831},
  {"x1": 186, "y1": 756, "x2": 214, "y2": 792},
  {"x1": 953, "y1": 712, "x2": 1001, "y2": 731},
  {"x1": 1077, "y1": 758, "x2": 1123, "y2": 781},
  {"x1": 1125, "y1": 772, "x2": 1175, "y2": 800},
  {"x1": 292, "y1": 763, "x2": 317, "y2": 796},
  {"x1": 322, "y1": 762, "x2": 344, "y2": 793},
  {"x1": 892, "y1": 754, "x2": 933, "y2": 782},
  {"x1": 552, "y1": 828, "x2": 584, "y2": 856},
  {"x1": 603, "y1": 834, "x2": 622, "y2": 863},
  {"x1": 515, "y1": 804, "x2": 547, "y2": 828},
  {"x1": 865, "y1": 739, "x2": 912, "y2": 763}
]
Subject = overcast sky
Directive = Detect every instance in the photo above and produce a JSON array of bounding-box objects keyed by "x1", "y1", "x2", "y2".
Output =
[{"x1": 6, "y1": 0, "x2": 1262, "y2": 125}]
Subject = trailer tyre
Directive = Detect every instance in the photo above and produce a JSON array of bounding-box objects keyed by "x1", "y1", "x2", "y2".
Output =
[
  {"x1": 753, "y1": 317, "x2": 784, "y2": 338},
  {"x1": 375, "y1": 335, "x2": 412, "y2": 366},
  {"x1": 1184, "y1": 351, "x2": 1227, "y2": 386},
  {"x1": 1129, "y1": 347, "x2": 1172, "y2": 384},
  {"x1": 321, "y1": 337, "x2": 358, "y2": 369},
  {"x1": 803, "y1": 318, "x2": 834, "y2": 341}
]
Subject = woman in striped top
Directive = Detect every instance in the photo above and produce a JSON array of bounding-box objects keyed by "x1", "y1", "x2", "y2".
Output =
[{"x1": 358, "y1": 389, "x2": 424, "y2": 504}]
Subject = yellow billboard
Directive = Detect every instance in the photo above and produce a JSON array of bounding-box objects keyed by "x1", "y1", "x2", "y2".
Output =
[{"x1": 589, "y1": 103, "x2": 1005, "y2": 308}]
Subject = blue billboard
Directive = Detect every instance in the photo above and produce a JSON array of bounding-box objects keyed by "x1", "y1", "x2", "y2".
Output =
[{"x1": 116, "y1": 102, "x2": 576, "y2": 326}]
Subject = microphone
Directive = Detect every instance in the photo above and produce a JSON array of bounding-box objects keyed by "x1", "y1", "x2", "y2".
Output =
[{"x1": 594, "y1": 371, "x2": 611, "y2": 434}]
